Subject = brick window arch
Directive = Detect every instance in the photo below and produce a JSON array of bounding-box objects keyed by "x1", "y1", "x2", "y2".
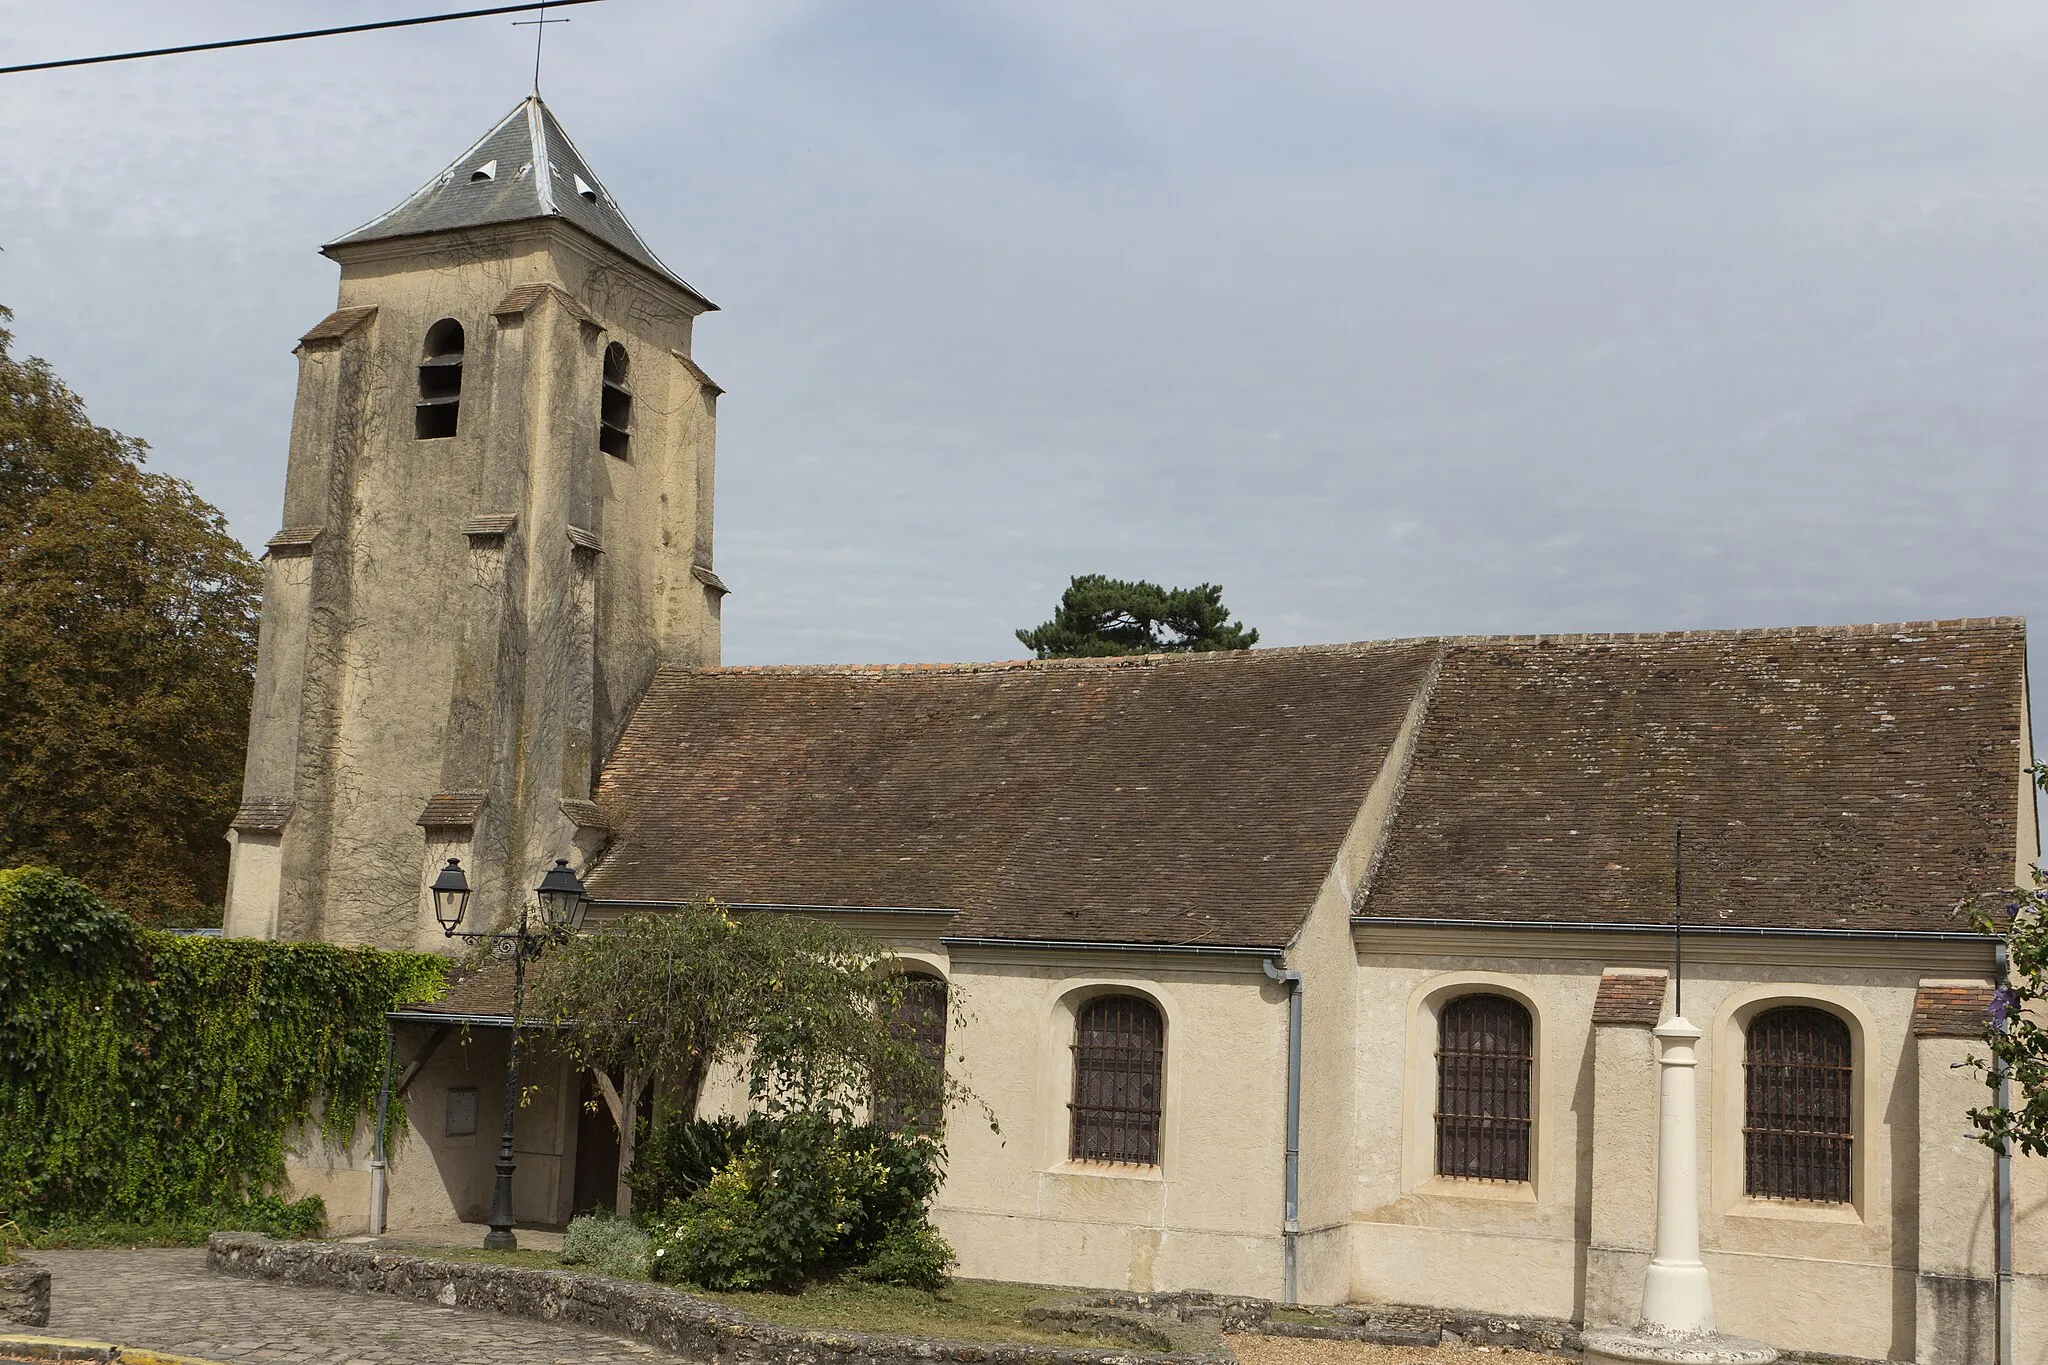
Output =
[
  {"x1": 1070, "y1": 994, "x2": 1164, "y2": 1165},
  {"x1": 874, "y1": 971, "x2": 947, "y2": 1133},
  {"x1": 415, "y1": 319, "x2": 463, "y2": 439},
  {"x1": 1744, "y1": 1005, "x2": 1853, "y2": 1202},
  {"x1": 1436, "y1": 993, "x2": 1533, "y2": 1181}
]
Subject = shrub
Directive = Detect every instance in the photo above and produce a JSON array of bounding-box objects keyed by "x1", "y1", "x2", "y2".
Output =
[
  {"x1": 647, "y1": 1113, "x2": 954, "y2": 1291},
  {"x1": 628, "y1": 1114, "x2": 760, "y2": 1213},
  {"x1": 561, "y1": 1210, "x2": 652, "y2": 1279},
  {"x1": 847, "y1": 1219, "x2": 956, "y2": 1291}
]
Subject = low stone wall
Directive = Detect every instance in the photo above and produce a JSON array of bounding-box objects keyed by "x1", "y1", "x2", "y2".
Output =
[
  {"x1": 0, "y1": 1262, "x2": 50, "y2": 1329},
  {"x1": 205, "y1": 1235, "x2": 1229, "y2": 1365},
  {"x1": 1065, "y1": 1291, "x2": 1580, "y2": 1357}
]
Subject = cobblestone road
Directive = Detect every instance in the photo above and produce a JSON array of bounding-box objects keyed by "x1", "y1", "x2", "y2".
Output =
[{"x1": 28, "y1": 1249, "x2": 663, "y2": 1365}]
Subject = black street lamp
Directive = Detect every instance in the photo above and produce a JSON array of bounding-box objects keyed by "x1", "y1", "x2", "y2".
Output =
[{"x1": 433, "y1": 856, "x2": 588, "y2": 1251}]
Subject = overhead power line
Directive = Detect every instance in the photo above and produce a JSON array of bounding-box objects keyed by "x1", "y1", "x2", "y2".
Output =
[{"x1": 0, "y1": 0, "x2": 603, "y2": 77}]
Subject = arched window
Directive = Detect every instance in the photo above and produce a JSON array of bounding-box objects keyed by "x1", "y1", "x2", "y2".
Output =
[
  {"x1": 1436, "y1": 994, "x2": 1533, "y2": 1182},
  {"x1": 1744, "y1": 1006, "x2": 1853, "y2": 1202},
  {"x1": 874, "y1": 972, "x2": 947, "y2": 1133},
  {"x1": 415, "y1": 319, "x2": 464, "y2": 439},
  {"x1": 599, "y1": 342, "x2": 632, "y2": 458},
  {"x1": 1070, "y1": 995, "x2": 1164, "y2": 1165}
]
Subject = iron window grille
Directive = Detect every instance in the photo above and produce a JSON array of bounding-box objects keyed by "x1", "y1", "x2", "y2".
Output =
[
  {"x1": 1070, "y1": 994, "x2": 1164, "y2": 1165},
  {"x1": 1435, "y1": 993, "x2": 1534, "y2": 1182},
  {"x1": 874, "y1": 972, "x2": 948, "y2": 1133},
  {"x1": 1744, "y1": 1005, "x2": 1853, "y2": 1203}
]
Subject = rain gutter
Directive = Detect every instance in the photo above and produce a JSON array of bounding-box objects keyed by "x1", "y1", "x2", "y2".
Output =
[
  {"x1": 1351, "y1": 916, "x2": 1993, "y2": 943},
  {"x1": 590, "y1": 899, "x2": 959, "y2": 916},
  {"x1": 940, "y1": 937, "x2": 1282, "y2": 957},
  {"x1": 1995, "y1": 939, "x2": 2014, "y2": 1365},
  {"x1": 1263, "y1": 957, "x2": 1303, "y2": 1305}
]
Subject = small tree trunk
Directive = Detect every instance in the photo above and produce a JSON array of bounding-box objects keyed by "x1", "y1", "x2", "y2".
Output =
[
  {"x1": 589, "y1": 1067, "x2": 647, "y2": 1216},
  {"x1": 614, "y1": 1067, "x2": 645, "y2": 1216}
]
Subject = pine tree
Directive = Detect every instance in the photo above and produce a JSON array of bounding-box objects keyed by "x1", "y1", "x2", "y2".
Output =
[{"x1": 1016, "y1": 574, "x2": 1259, "y2": 658}]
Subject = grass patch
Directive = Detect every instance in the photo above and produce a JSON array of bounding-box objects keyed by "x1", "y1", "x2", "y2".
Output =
[
  {"x1": 691, "y1": 1278, "x2": 1138, "y2": 1347},
  {"x1": 369, "y1": 1241, "x2": 1137, "y2": 1348},
  {"x1": 1268, "y1": 1306, "x2": 1329, "y2": 1324}
]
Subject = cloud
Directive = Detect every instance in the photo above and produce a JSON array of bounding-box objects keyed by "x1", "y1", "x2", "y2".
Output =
[{"x1": 4, "y1": 0, "x2": 2046, "y2": 688}]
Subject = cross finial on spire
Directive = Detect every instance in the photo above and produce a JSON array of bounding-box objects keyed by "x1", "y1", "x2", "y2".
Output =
[{"x1": 512, "y1": 1, "x2": 572, "y2": 94}]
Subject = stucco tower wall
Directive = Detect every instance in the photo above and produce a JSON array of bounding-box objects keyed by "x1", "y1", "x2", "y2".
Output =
[{"x1": 225, "y1": 219, "x2": 721, "y2": 949}]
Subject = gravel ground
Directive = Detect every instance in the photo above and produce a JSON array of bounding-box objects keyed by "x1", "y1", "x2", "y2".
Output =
[{"x1": 1227, "y1": 1334, "x2": 1563, "y2": 1365}]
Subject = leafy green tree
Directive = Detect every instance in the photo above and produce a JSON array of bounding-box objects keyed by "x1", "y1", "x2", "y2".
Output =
[
  {"x1": 0, "y1": 307, "x2": 260, "y2": 924},
  {"x1": 1964, "y1": 773, "x2": 2048, "y2": 1155},
  {"x1": 527, "y1": 900, "x2": 966, "y2": 1213},
  {"x1": 1015, "y1": 573, "x2": 1259, "y2": 658}
]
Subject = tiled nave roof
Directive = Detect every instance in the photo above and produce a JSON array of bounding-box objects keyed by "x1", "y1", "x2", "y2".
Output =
[{"x1": 584, "y1": 619, "x2": 2028, "y2": 948}]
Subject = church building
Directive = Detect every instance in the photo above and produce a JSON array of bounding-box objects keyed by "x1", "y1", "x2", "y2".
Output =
[{"x1": 224, "y1": 96, "x2": 2045, "y2": 1365}]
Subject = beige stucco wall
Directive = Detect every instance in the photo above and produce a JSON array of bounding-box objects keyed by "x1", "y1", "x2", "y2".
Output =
[
  {"x1": 935, "y1": 944, "x2": 1293, "y2": 1298},
  {"x1": 676, "y1": 909, "x2": 1301, "y2": 1299},
  {"x1": 288, "y1": 1026, "x2": 584, "y2": 1235},
  {"x1": 226, "y1": 218, "x2": 721, "y2": 953},
  {"x1": 1349, "y1": 925, "x2": 2002, "y2": 1362},
  {"x1": 309, "y1": 911, "x2": 2036, "y2": 1365}
]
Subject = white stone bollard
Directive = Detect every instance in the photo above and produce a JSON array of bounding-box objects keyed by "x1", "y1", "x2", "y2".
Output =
[{"x1": 1582, "y1": 1015, "x2": 1777, "y2": 1365}]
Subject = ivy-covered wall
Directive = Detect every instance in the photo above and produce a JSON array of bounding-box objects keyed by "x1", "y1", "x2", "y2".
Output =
[{"x1": 0, "y1": 867, "x2": 444, "y2": 1221}]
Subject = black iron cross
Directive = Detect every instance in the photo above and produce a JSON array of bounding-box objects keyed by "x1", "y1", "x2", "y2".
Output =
[{"x1": 513, "y1": 2, "x2": 572, "y2": 92}]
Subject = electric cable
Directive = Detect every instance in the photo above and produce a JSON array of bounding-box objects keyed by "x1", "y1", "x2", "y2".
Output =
[{"x1": 0, "y1": 0, "x2": 603, "y2": 77}]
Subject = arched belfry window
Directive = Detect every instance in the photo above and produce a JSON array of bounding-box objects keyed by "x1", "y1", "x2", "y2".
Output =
[
  {"x1": 1744, "y1": 1006, "x2": 1853, "y2": 1203},
  {"x1": 415, "y1": 319, "x2": 464, "y2": 440},
  {"x1": 1070, "y1": 995, "x2": 1164, "y2": 1165},
  {"x1": 874, "y1": 972, "x2": 947, "y2": 1133},
  {"x1": 1436, "y1": 994, "x2": 1533, "y2": 1182},
  {"x1": 599, "y1": 342, "x2": 632, "y2": 458}
]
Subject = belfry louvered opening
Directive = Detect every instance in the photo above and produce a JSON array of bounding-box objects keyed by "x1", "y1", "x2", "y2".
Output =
[
  {"x1": 599, "y1": 342, "x2": 632, "y2": 458},
  {"x1": 1744, "y1": 1005, "x2": 1853, "y2": 1203},
  {"x1": 1435, "y1": 993, "x2": 1533, "y2": 1182},
  {"x1": 873, "y1": 972, "x2": 948, "y2": 1134},
  {"x1": 1070, "y1": 994, "x2": 1164, "y2": 1165},
  {"x1": 416, "y1": 319, "x2": 464, "y2": 439}
]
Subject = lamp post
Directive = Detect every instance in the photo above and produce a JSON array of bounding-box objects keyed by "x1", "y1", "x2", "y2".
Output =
[{"x1": 431, "y1": 856, "x2": 588, "y2": 1251}]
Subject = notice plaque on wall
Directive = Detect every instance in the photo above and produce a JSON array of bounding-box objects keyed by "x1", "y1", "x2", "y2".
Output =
[{"x1": 445, "y1": 1087, "x2": 479, "y2": 1137}]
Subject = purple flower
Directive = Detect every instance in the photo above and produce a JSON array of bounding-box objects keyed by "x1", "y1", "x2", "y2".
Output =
[{"x1": 1990, "y1": 986, "x2": 2020, "y2": 1028}]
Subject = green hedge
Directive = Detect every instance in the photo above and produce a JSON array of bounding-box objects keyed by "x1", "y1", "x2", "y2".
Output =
[{"x1": 0, "y1": 867, "x2": 444, "y2": 1221}]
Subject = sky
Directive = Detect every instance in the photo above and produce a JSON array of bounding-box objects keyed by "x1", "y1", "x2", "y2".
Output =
[{"x1": 5, "y1": 2, "x2": 2048, "y2": 671}]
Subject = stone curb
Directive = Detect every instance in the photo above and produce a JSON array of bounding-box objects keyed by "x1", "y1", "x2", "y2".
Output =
[
  {"x1": 0, "y1": 1336, "x2": 227, "y2": 1365},
  {"x1": 205, "y1": 1234, "x2": 1231, "y2": 1365}
]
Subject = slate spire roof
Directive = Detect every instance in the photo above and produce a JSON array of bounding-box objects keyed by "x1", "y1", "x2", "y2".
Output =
[{"x1": 327, "y1": 95, "x2": 713, "y2": 309}]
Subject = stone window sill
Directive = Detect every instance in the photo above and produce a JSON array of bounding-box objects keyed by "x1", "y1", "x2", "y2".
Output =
[
  {"x1": 1725, "y1": 1196, "x2": 1862, "y2": 1225},
  {"x1": 1049, "y1": 1158, "x2": 1165, "y2": 1182},
  {"x1": 1419, "y1": 1174, "x2": 1537, "y2": 1203}
]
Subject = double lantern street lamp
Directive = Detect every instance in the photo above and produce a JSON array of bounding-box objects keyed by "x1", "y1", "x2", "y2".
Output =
[{"x1": 429, "y1": 856, "x2": 589, "y2": 1251}]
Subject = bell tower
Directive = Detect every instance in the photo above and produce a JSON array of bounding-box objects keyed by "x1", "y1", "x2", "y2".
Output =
[{"x1": 222, "y1": 96, "x2": 726, "y2": 949}]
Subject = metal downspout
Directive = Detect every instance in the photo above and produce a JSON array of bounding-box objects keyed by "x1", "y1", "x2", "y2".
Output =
[
  {"x1": 369, "y1": 1019, "x2": 395, "y2": 1236},
  {"x1": 1995, "y1": 940, "x2": 2014, "y2": 1365},
  {"x1": 1264, "y1": 957, "x2": 1303, "y2": 1305}
]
